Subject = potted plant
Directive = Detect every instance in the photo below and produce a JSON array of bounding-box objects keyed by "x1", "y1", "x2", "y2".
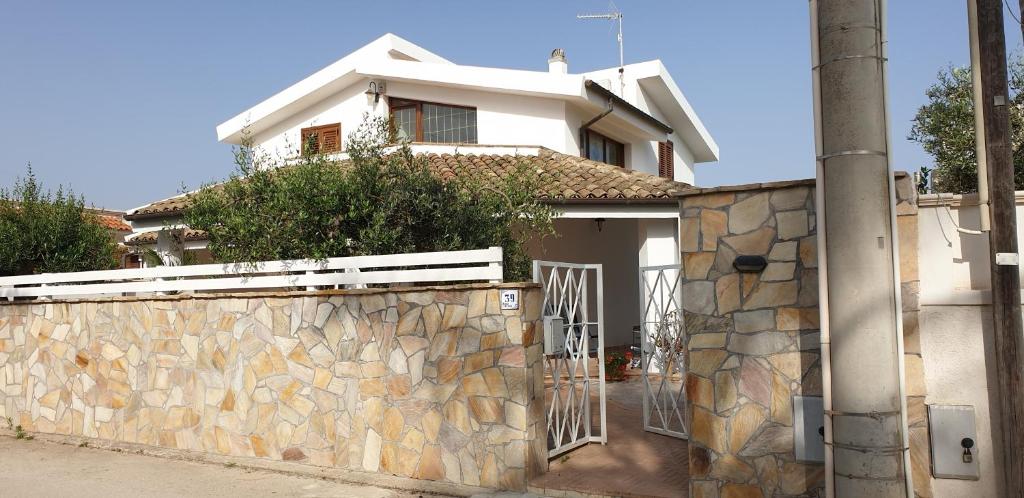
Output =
[{"x1": 606, "y1": 351, "x2": 629, "y2": 381}]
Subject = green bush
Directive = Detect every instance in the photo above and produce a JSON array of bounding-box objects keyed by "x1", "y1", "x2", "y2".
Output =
[
  {"x1": 184, "y1": 117, "x2": 553, "y2": 281},
  {"x1": 0, "y1": 167, "x2": 117, "y2": 276}
]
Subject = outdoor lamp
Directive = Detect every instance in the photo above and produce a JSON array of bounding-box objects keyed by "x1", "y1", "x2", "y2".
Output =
[
  {"x1": 365, "y1": 81, "x2": 385, "y2": 106},
  {"x1": 733, "y1": 255, "x2": 767, "y2": 273},
  {"x1": 594, "y1": 218, "x2": 606, "y2": 232}
]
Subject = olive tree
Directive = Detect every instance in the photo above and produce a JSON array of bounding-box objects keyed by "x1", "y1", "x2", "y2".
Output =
[
  {"x1": 909, "y1": 58, "x2": 1024, "y2": 193},
  {"x1": 184, "y1": 117, "x2": 553, "y2": 281}
]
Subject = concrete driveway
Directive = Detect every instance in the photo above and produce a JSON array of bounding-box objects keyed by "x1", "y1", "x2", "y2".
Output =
[{"x1": 0, "y1": 436, "x2": 400, "y2": 498}]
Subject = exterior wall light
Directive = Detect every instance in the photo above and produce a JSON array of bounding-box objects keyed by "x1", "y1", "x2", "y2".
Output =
[
  {"x1": 365, "y1": 81, "x2": 385, "y2": 106},
  {"x1": 594, "y1": 218, "x2": 606, "y2": 232},
  {"x1": 733, "y1": 255, "x2": 767, "y2": 273}
]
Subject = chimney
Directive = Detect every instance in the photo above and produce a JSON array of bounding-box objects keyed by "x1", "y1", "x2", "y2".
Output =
[{"x1": 548, "y1": 48, "x2": 567, "y2": 74}]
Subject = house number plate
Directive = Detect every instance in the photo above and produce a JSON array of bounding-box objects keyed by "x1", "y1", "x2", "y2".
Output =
[{"x1": 500, "y1": 289, "x2": 520, "y2": 310}]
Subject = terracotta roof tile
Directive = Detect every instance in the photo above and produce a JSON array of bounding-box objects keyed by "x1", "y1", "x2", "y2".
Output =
[
  {"x1": 96, "y1": 214, "x2": 131, "y2": 232},
  {"x1": 125, "y1": 148, "x2": 692, "y2": 222},
  {"x1": 125, "y1": 229, "x2": 208, "y2": 246}
]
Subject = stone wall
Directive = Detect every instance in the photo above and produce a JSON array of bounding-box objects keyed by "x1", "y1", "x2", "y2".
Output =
[
  {"x1": 679, "y1": 176, "x2": 928, "y2": 498},
  {"x1": 0, "y1": 284, "x2": 546, "y2": 491}
]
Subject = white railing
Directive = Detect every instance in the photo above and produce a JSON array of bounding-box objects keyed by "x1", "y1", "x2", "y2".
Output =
[{"x1": 0, "y1": 247, "x2": 503, "y2": 300}]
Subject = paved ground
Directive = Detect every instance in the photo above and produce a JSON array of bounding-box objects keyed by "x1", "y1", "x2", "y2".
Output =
[
  {"x1": 530, "y1": 373, "x2": 689, "y2": 498},
  {"x1": 0, "y1": 436, "x2": 403, "y2": 498}
]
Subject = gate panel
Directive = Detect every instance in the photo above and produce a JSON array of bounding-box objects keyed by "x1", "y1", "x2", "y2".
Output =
[
  {"x1": 639, "y1": 264, "x2": 688, "y2": 439},
  {"x1": 533, "y1": 261, "x2": 606, "y2": 458}
]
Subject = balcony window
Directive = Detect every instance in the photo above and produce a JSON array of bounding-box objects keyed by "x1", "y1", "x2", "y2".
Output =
[{"x1": 389, "y1": 98, "x2": 477, "y2": 144}]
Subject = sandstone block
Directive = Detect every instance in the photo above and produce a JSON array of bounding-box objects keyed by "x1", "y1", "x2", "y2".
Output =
[
  {"x1": 729, "y1": 193, "x2": 771, "y2": 234},
  {"x1": 776, "y1": 210, "x2": 809, "y2": 240},
  {"x1": 684, "y1": 252, "x2": 716, "y2": 280},
  {"x1": 701, "y1": 210, "x2": 728, "y2": 251},
  {"x1": 723, "y1": 227, "x2": 776, "y2": 256},
  {"x1": 743, "y1": 281, "x2": 798, "y2": 310}
]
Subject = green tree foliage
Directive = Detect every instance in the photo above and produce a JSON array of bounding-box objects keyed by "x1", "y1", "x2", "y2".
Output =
[
  {"x1": 0, "y1": 167, "x2": 118, "y2": 276},
  {"x1": 184, "y1": 117, "x2": 554, "y2": 281},
  {"x1": 909, "y1": 58, "x2": 1024, "y2": 193}
]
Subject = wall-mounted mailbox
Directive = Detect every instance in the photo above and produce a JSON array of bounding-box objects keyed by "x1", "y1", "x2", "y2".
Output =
[
  {"x1": 794, "y1": 395, "x2": 825, "y2": 463},
  {"x1": 543, "y1": 316, "x2": 566, "y2": 356},
  {"x1": 929, "y1": 404, "x2": 980, "y2": 480}
]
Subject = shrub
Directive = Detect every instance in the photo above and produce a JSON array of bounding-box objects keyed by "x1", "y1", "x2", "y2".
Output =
[
  {"x1": 184, "y1": 117, "x2": 553, "y2": 281},
  {"x1": 0, "y1": 167, "x2": 117, "y2": 276}
]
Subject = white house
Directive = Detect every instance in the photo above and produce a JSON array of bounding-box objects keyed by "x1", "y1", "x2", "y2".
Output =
[{"x1": 126, "y1": 33, "x2": 719, "y2": 346}]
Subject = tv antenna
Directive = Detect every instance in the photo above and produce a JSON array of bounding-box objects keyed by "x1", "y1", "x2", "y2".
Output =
[{"x1": 577, "y1": 6, "x2": 624, "y2": 95}]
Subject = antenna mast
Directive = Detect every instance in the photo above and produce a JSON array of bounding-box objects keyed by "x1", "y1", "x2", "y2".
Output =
[{"x1": 577, "y1": 8, "x2": 624, "y2": 96}]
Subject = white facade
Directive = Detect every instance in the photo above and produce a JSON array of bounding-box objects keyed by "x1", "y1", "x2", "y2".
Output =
[
  {"x1": 217, "y1": 33, "x2": 718, "y2": 184},
  {"x1": 915, "y1": 191, "x2": 1024, "y2": 497}
]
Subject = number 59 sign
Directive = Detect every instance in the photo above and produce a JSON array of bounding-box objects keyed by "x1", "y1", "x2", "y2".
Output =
[{"x1": 500, "y1": 289, "x2": 520, "y2": 310}]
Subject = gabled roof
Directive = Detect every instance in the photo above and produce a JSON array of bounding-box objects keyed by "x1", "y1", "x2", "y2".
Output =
[
  {"x1": 215, "y1": 34, "x2": 718, "y2": 163},
  {"x1": 125, "y1": 147, "x2": 693, "y2": 223},
  {"x1": 216, "y1": 33, "x2": 452, "y2": 143},
  {"x1": 583, "y1": 61, "x2": 719, "y2": 162}
]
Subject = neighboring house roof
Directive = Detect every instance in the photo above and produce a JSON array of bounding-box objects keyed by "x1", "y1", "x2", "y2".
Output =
[
  {"x1": 126, "y1": 229, "x2": 207, "y2": 246},
  {"x1": 215, "y1": 33, "x2": 718, "y2": 163},
  {"x1": 97, "y1": 215, "x2": 132, "y2": 232},
  {"x1": 125, "y1": 147, "x2": 693, "y2": 226}
]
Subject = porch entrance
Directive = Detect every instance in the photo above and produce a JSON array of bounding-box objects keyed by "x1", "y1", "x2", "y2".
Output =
[{"x1": 526, "y1": 217, "x2": 689, "y2": 498}]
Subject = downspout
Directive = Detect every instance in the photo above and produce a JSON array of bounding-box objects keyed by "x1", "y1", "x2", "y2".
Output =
[
  {"x1": 968, "y1": 0, "x2": 992, "y2": 232},
  {"x1": 879, "y1": 0, "x2": 916, "y2": 493},
  {"x1": 579, "y1": 99, "x2": 614, "y2": 156},
  {"x1": 808, "y1": 5, "x2": 835, "y2": 496}
]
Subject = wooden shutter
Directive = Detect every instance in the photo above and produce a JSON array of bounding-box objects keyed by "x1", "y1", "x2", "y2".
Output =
[
  {"x1": 300, "y1": 123, "x2": 342, "y2": 155},
  {"x1": 319, "y1": 124, "x2": 341, "y2": 153},
  {"x1": 658, "y1": 140, "x2": 674, "y2": 179}
]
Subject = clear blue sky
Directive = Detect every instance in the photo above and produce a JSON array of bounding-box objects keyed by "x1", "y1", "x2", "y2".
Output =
[{"x1": 1, "y1": 1, "x2": 1021, "y2": 210}]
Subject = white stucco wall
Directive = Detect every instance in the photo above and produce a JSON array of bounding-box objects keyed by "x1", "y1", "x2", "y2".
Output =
[
  {"x1": 916, "y1": 192, "x2": 1024, "y2": 496},
  {"x1": 918, "y1": 194, "x2": 1024, "y2": 299},
  {"x1": 248, "y1": 75, "x2": 699, "y2": 183},
  {"x1": 251, "y1": 78, "x2": 580, "y2": 162},
  {"x1": 920, "y1": 305, "x2": 1006, "y2": 498}
]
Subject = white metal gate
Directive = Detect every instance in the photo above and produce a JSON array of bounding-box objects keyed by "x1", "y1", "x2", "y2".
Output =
[
  {"x1": 533, "y1": 261, "x2": 607, "y2": 457},
  {"x1": 639, "y1": 264, "x2": 688, "y2": 439}
]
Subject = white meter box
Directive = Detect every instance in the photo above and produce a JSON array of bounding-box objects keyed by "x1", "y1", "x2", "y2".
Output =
[{"x1": 543, "y1": 316, "x2": 565, "y2": 356}]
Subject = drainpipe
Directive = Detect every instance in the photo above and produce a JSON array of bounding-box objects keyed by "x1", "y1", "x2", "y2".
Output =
[
  {"x1": 579, "y1": 99, "x2": 614, "y2": 156},
  {"x1": 810, "y1": 0, "x2": 912, "y2": 496},
  {"x1": 968, "y1": 0, "x2": 992, "y2": 232},
  {"x1": 808, "y1": 4, "x2": 835, "y2": 496}
]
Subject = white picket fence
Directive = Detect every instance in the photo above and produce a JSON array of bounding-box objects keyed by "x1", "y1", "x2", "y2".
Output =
[{"x1": 0, "y1": 247, "x2": 503, "y2": 300}]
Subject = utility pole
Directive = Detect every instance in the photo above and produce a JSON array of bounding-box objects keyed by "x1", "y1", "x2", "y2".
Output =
[
  {"x1": 975, "y1": 0, "x2": 1024, "y2": 494},
  {"x1": 810, "y1": 0, "x2": 911, "y2": 495}
]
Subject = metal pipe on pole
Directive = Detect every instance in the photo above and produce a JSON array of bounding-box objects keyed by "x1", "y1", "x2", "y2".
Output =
[
  {"x1": 810, "y1": 0, "x2": 911, "y2": 495},
  {"x1": 974, "y1": 1, "x2": 1024, "y2": 494},
  {"x1": 968, "y1": 0, "x2": 992, "y2": 232}
]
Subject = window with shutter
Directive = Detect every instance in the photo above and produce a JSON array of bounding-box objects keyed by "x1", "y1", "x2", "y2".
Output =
[
  {"x1": 300, "y1": 123, "x2": 342, "y2": 155},
  {"x1": 658, "y1": 140, "x2": 675, "y2": 179}
]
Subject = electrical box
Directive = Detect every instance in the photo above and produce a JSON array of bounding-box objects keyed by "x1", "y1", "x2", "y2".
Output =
[
  {"x1": 929, "y1": 404, "x2": 980, "y2": 480},
  {"x1": 794, "y1": 395, "x2": 825, "y2": 463},
  {"x1": 543, "y1": 316, "x2": 565, "y2": 356}
]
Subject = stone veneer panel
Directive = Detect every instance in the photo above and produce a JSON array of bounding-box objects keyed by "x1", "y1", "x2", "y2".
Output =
[
  {"x1": 0, "y1": 284, "x2": 546, "y2": 491},
  {"x1": 680, "y1": 175, "x2": 928, "y2": 498}
]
